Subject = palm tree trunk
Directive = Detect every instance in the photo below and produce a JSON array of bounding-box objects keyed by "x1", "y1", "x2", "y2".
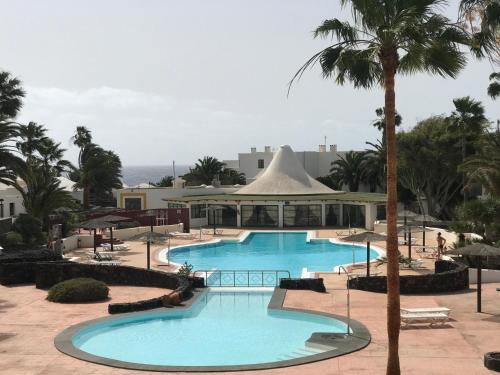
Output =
[
  {"x1": 383, "y1": 51, "x2": 401, "y2": 375},
  {"x1": 83, "y1": 185, "x2": 90, "y2": 209}
]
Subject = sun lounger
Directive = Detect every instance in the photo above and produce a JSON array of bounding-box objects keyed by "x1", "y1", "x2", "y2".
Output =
[
  {"x1": 89, "y1": 260, "x2": 121, "y2": 266},
  {"x1": 202, "y1": 229, "x2": 212, "y2": 235},
  {"x1": 400, "y1": 311, "x2": 449, "y2": 327},
  {"x1": 401, "y1": 307, "x2": 451, "y2": 317},
  {"x1": 87, "y1": 251, "x2": 114, "y2": 261},
  {"x1": 399, "y1": 259, "x2": 425, "y2": 270},
  {"x1": 171, "y1": 231, "x2": 196, "y2": 239},
  {"x1": 215, "y1": 229, "x2": 224, "y2": 235}
]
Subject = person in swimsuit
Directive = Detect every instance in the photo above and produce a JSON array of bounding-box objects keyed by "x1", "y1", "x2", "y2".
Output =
[{"x1": 437, "y1": 232, "x2": 446, "y2": 258}]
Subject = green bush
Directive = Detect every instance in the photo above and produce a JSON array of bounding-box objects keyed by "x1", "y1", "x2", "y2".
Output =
[
  {"x1": 47, "y1": 278, "x2": 109, "y2": 303},
  {"x1": 0, "y1": 231, "x2": 23, "y2": 247},
  {"x1": 177, "y1": 262, "x2": 193, "y2": 278},
  {"x1": 13, "y1": 214, "x2": 46, "y2": 246}
]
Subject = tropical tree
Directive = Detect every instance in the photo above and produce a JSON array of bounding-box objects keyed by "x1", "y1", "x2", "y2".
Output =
[
  {"x1": 363, "y1": 140, "x2": 386, "y2": 192},
  {"x1": 372, "y1": 107, "x2": 402, "y2": 142},
  {"x1": 16, "y1": 122, "x2": 48, "y2": 163},
  {"x1": 0, "y1": 71, "x2": 25, "y2": 120},
  {"x1": 488, "y1": 72, "x2": 500, "y2": 99},
  {"x1": 0, "y1": 121, "x2": 22, "y2": 185},
  {"x1": 183, "y1": 156, "x2": 225, "y2": 185},
  {"x1": 448, "y1": 96, "x2": 488, "y2": 202},
  {"x1": 330, "y1": 151, "x2": 367, "y2": 192},
  {"x1": 150, "y1": 175, "x2": 174, "y2": 187},
  {"x1": 460, "y1": 131, "x2": 500, "y2": 197},
  {"x1": 220, "y1": 169, "x2": 246, "y2": 185},
  {"x1": 37, "y1": 138, "x2": 74, "y2": 176},
  {"x1": 289, "y1": 1, "x2": 494, "y2": 372},
  {"x1": 70, "y1": 126, "x2": 92, "y2": 168}
]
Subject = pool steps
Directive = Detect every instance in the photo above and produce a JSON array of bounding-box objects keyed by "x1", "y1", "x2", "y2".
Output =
[{"x1": 277, "y1": 346, "x2": 327, "y2": 360}]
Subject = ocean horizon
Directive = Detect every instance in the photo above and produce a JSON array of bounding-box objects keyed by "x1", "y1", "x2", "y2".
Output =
[{"x1": 122, "y1": 165, "x2": 191, "y2": 186}]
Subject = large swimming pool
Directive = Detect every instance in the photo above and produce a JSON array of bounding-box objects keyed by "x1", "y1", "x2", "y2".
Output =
[
  {"x1": 166, "y1": 232, "x2": 379, "y2": 278},
  {"x1": 70, "y1": 291, "x2": 349, "y2": 369}
]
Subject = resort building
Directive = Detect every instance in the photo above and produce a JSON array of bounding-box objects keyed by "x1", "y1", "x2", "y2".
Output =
[
  {"x1": 223, "y1": 144, "x2": 347, "y2": 182},
  {"x1": 161, "y1": 145, "x2": 386, "y2": 229}
]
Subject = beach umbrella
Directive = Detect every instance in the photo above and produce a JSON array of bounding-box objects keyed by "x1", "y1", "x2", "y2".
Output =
[
  {"x1": 342, "y1": 232, "x2": 387, "y2": 276},
  {"x1": 449, "y1": 243, "x2": 500, "y2": 312},
  {"x1": 397, "y1": 209, "x2": 419, "y2": 243},
  {"x1": 410, "y1": 214, "x2": 441, "y2": 251},
  {"x1": 397, "y1": 225, "x2": 433, "y2": 261},
  {"x1": 78, "y1": 219, "x2": 114, "y2": 253},
  {"x1": 92, "y1": 214, "x2": 131, "y2": 251},
  {"x1": 128, "y1": 231, "x2": 173, "y2": 269}
]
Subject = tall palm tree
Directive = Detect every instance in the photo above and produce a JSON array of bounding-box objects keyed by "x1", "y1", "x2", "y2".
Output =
[
  {"x1": 37, "y1": 138, "x2": 74, "y2": 176},
  {"x1": 330, "y1": 151, "x2": 367, "y2": 192},
  {"x1": 488, "y1": 72, "x2": 500, "y2": 99},
  {"x1": 449, "y1": 96, "x2": 487, "y2": 203},
  {"x1": 0, "y1": 121, "x2": 22, "y2": 185},
  {"x1": 16, "y1": 122, "x2": 48, "y2": 163},
  {"x1": 71, "y1": 126, "x2": 92, "y2": 168},
  {"x1": 363, "y1": 140, "x2": 386, "y2": 192},
  {"x1": 372, "y1": 107, "x2": 402, "y2": 141},
  {"x1": 184, "y1": 156, "x2": 226, "y2": 185},
  {"x1": 0, "y1": 71, "x2": 25, "y2": 120},
  {"x1": 289, "y1": 2, "x2": 492, "y2": 373}
]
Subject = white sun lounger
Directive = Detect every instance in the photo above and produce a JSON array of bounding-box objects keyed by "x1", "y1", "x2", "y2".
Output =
[
  {"x1": 401, "y1": 307, "x2": 451, "y2": 316},
  {"x1": 171, "y1": 232, "x2": 196, "y2": 239},
  {"x1": 400, "y1": 312, "x2": 449, "y2": 327}
]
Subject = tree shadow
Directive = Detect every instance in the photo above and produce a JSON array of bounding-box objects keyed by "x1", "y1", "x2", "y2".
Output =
[{"x1": 0, "y1": 299, "x2": 16, "y2": 313}]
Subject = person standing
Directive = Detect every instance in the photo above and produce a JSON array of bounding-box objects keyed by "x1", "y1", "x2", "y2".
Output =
[{"x1": 437, "y1": 232, "x2": 446, "y2": 259}]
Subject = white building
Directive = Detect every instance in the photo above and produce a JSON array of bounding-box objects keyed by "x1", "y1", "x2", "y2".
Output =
[
  {"x1": 223, "y1": 144, "x2": 346, "y2": 182},
  {"x1": 0, "y1": 177, "x2": 83, "y2": 219}
]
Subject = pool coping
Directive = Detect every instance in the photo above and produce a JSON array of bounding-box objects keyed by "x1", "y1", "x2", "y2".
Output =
[
  {"x1": 54, "y1": 287, "x2": 371, "y2": 372},
  {"x1": 158, "y1": 230, "x2": 386, "y2": 275}
]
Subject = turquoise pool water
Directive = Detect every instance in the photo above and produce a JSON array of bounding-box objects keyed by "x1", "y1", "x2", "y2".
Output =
[
  {"x1": 73, "y1": 291, "x2": 347, "y2": 367},
  {"x1": 169, "y1": 232, "x2": 378, "y2": 278}
]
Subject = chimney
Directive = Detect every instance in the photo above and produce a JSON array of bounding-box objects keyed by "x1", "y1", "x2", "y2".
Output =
[
  {"x1": 330, "y1": 144, "x2": 337, "y2": 153},
  {"x1": 264, "y1": 146, "x2": 271, "y2": 153},
  {"x1": 251, "y1": 147, "x2": 256, "y2": 153},
  {"x1": 318, "y1": 144, "x2": 326, "y2": 152}
]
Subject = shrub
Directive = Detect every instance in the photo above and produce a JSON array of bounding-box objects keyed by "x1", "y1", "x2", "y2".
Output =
[
  {"x1": 0, "y1": 231, "x2": 23, "y2": 247},
  {"x1": 13, "y1": 214, "x2": 45, "y2": 246},
  {"x1": 47, "y1": 278, "x2": 109, "y2": 303},
  {"x1": 177, "y1": 262, "x2": 193, "y2": 278}
]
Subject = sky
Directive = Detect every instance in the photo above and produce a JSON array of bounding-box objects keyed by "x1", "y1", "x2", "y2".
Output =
[{"x1": 0, "y1": 0, "x2": 498, "y2": 166}]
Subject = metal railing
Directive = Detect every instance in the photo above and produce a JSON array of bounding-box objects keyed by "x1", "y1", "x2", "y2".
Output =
[
  {"x1": 193, "y1": 270, "x2": 291, "y2": 287},
  {"x1": 337, "y1": 265, "x2": 351, "y2": 335}
]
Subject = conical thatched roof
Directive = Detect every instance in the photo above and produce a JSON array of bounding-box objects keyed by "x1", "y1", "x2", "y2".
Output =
[{"x1": 233, "y1": 145, "x2": 341, "y2": 195}]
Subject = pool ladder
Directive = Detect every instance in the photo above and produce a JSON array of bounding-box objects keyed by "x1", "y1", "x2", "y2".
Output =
[{"x1": 336, "y1": 265, "x2": 352, "y2": 336}]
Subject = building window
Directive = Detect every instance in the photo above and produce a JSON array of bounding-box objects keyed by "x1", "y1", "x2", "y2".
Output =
[
  {"x1": 342, "y1": 204, "x2": 366, "y2": 228},
  {"x1": 325, "y1": 204, "x2": 341, "y2": 226},
  {"x1": 9, "y1": 203, "x2": 15, "y2": 216},
  {"x1": 376, "y1": 205, "x2": 386, "y2": 220},
  {"x1": 191, "y1": 204, "x2": 207, "y2": 219},
  {"x1": 283, "y1": 205, "x2": 322, "y2": 227},
  {"x1": 241, "y1": 205, "x2": 278, "y2": 227},
  {"x1": 168, "y1": 203, "x2": 186, "y2": 209},
  {"x1": 207, "y1": 205, "x2": 237, "y2": 226},
  {"x1": 124, "y1": 197, "x2": 142, "y2": 210},
  {"x1": 257, "y1": 159, "x2": 264, "y2": 169}
]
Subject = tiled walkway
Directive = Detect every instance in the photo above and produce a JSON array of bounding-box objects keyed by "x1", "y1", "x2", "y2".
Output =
[{"x1": 1, "y1": 281, "x2": 499, "y2": 374}]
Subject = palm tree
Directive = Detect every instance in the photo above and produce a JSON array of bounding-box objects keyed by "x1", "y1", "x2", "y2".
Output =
[
  {"x1": 488, "y1": 72, "x2": 500, "y2": 99},
  {"x1": 0, "y1": 121, "x2": 22, "y2": 185},
  {"x1": 363, "y1": 140, "x2": 386, "y2": 192},
  {"x1": 37, "y1": 138, "x2": 74, "y2": 176},
  {"x1": 183, "y1": 156, "x2": 225, "y2": 185},
  {"x1": 16, "y1": 122, "x2": 48, "y2": 163},
  {"x1": 289, "y1": 2, "x2": 491, "y2": 373},
  {"x1": 372, "y1": 107, "x2": 402, "y2": 140},
  {"x1": 330, "y1": 151, "x2": 367, "y2": 192},
  {"x1": 0, "y1": 71, "x2": 25, "y2": 120},
  {"x1": 449, "y1": 97, "x2": 487, "y2": 203},
  {"x1": 150, "y1": 175, "x2": 174, "y2": 187},
  {"x1": 460, "y1": 131, "x2": 500, "y2": 197},
  {"x1": 71, "y1": 126, "x2": 92, "y2": 168}
]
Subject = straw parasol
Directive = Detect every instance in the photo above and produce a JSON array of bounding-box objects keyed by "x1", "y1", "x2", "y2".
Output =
[
  {"x1": 411, "y1": 214, "x2": 442, "y2": 250},
  {"x1": 92, "y1": 215, "x2": 131, "y2": 251},
  {"x1": 397, "y1": 225, "x2": 434, "y2": 261},
  {"x1": 78, "y1": 219, "x2": 114, "y2": 253},
  {"x1": 449, "y1": 243, "x2": 500, "y2": 312},
  {"x1": 128, "y1": 231, "x2": 173, "y2": 269},
  {"x1": 342, "y1": 232, "x2": 387, "y2": 276}
]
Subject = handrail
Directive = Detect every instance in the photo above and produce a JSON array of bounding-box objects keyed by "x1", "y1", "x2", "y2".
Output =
[
  {"x1": 193, "y1": 269, "x2": 291, "y2": 287},
  {"x1": 336, "y1": 265, "x2": 351, "y2": 336}
]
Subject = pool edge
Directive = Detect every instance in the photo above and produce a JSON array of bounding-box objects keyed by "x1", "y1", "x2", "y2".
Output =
[{"x1": 54, "y1": 287, "x2": 371, "y2": 373}]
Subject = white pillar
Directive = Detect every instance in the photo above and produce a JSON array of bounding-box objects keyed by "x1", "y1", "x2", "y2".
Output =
[
  {"x1": 236, "y1": 203, "x2": 241, "y2": 227},
  {"x1": 339, "y1": 204, "x2": 344, "y2": 227},
  {"x1": 365, "y1": 203, "x2": 376, "y2": 230},
  {"x1": 321, "y1": 203, "x2": 326, "y2": 227}
]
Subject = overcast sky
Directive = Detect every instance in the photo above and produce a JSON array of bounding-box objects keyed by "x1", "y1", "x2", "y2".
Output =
[{"x1": 1, "y1": 0, "x2": 498, "y2": 166}]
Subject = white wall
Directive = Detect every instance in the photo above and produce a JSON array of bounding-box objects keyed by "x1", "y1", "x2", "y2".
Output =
[
  {"x1": 62, "y1": 223, "x2": 183, "y2": 253},
  {"x1": 469, "y1": 268, "x2": 500, "y2": 284}
]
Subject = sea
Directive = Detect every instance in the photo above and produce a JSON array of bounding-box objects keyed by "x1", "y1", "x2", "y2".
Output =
[{"x1": 121, "y1": 165, "x2": 191, "y2": 187}]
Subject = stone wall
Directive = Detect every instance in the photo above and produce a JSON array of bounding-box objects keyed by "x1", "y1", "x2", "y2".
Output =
[
  {"x1": 279, "y1": 278, "x2": 326, "y2": 293},
  {"x1": 348, "y1": 260, "x2": 469, "y2": 294}
]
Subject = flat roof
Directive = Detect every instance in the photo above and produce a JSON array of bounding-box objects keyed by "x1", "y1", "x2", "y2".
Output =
[{"x1": 165, "y1": 192, "x2": 387, "y2": 204}]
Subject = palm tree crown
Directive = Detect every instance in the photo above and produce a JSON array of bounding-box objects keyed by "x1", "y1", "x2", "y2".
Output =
[
  {"x1": 330, "y1": 151, "x2": 367, "y2": 192},
  {"x1": 0, "y1": 71, "x2": 25, "y2": 120}
]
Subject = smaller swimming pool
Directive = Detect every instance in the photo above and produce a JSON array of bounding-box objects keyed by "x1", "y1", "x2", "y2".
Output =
[{"x1": 56, "y1": 290, "x2": 371, "y2": 371}]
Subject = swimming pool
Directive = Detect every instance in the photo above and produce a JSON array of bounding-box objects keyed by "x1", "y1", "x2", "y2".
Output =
[
  {"x1": 166, "y1": 231, "x2": 380, "y2": 278},
  {"x1": 64, "y1": 290, "x2": 358, "y2": 370}
]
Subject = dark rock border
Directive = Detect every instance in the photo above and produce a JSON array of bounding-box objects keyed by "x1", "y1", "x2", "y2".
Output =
[
  {"x1": 279, "y1": 277, "x2": 326, "y2": 293},
  {"x1": 348, "y1": 260, "x2": 469, "y2": 294},
  {"x1": 485, "y1": 352, "x2": 500, "y2": 372},
  {"x1": 54, "y1": 287, "x2": 371, "y2": 372}
]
